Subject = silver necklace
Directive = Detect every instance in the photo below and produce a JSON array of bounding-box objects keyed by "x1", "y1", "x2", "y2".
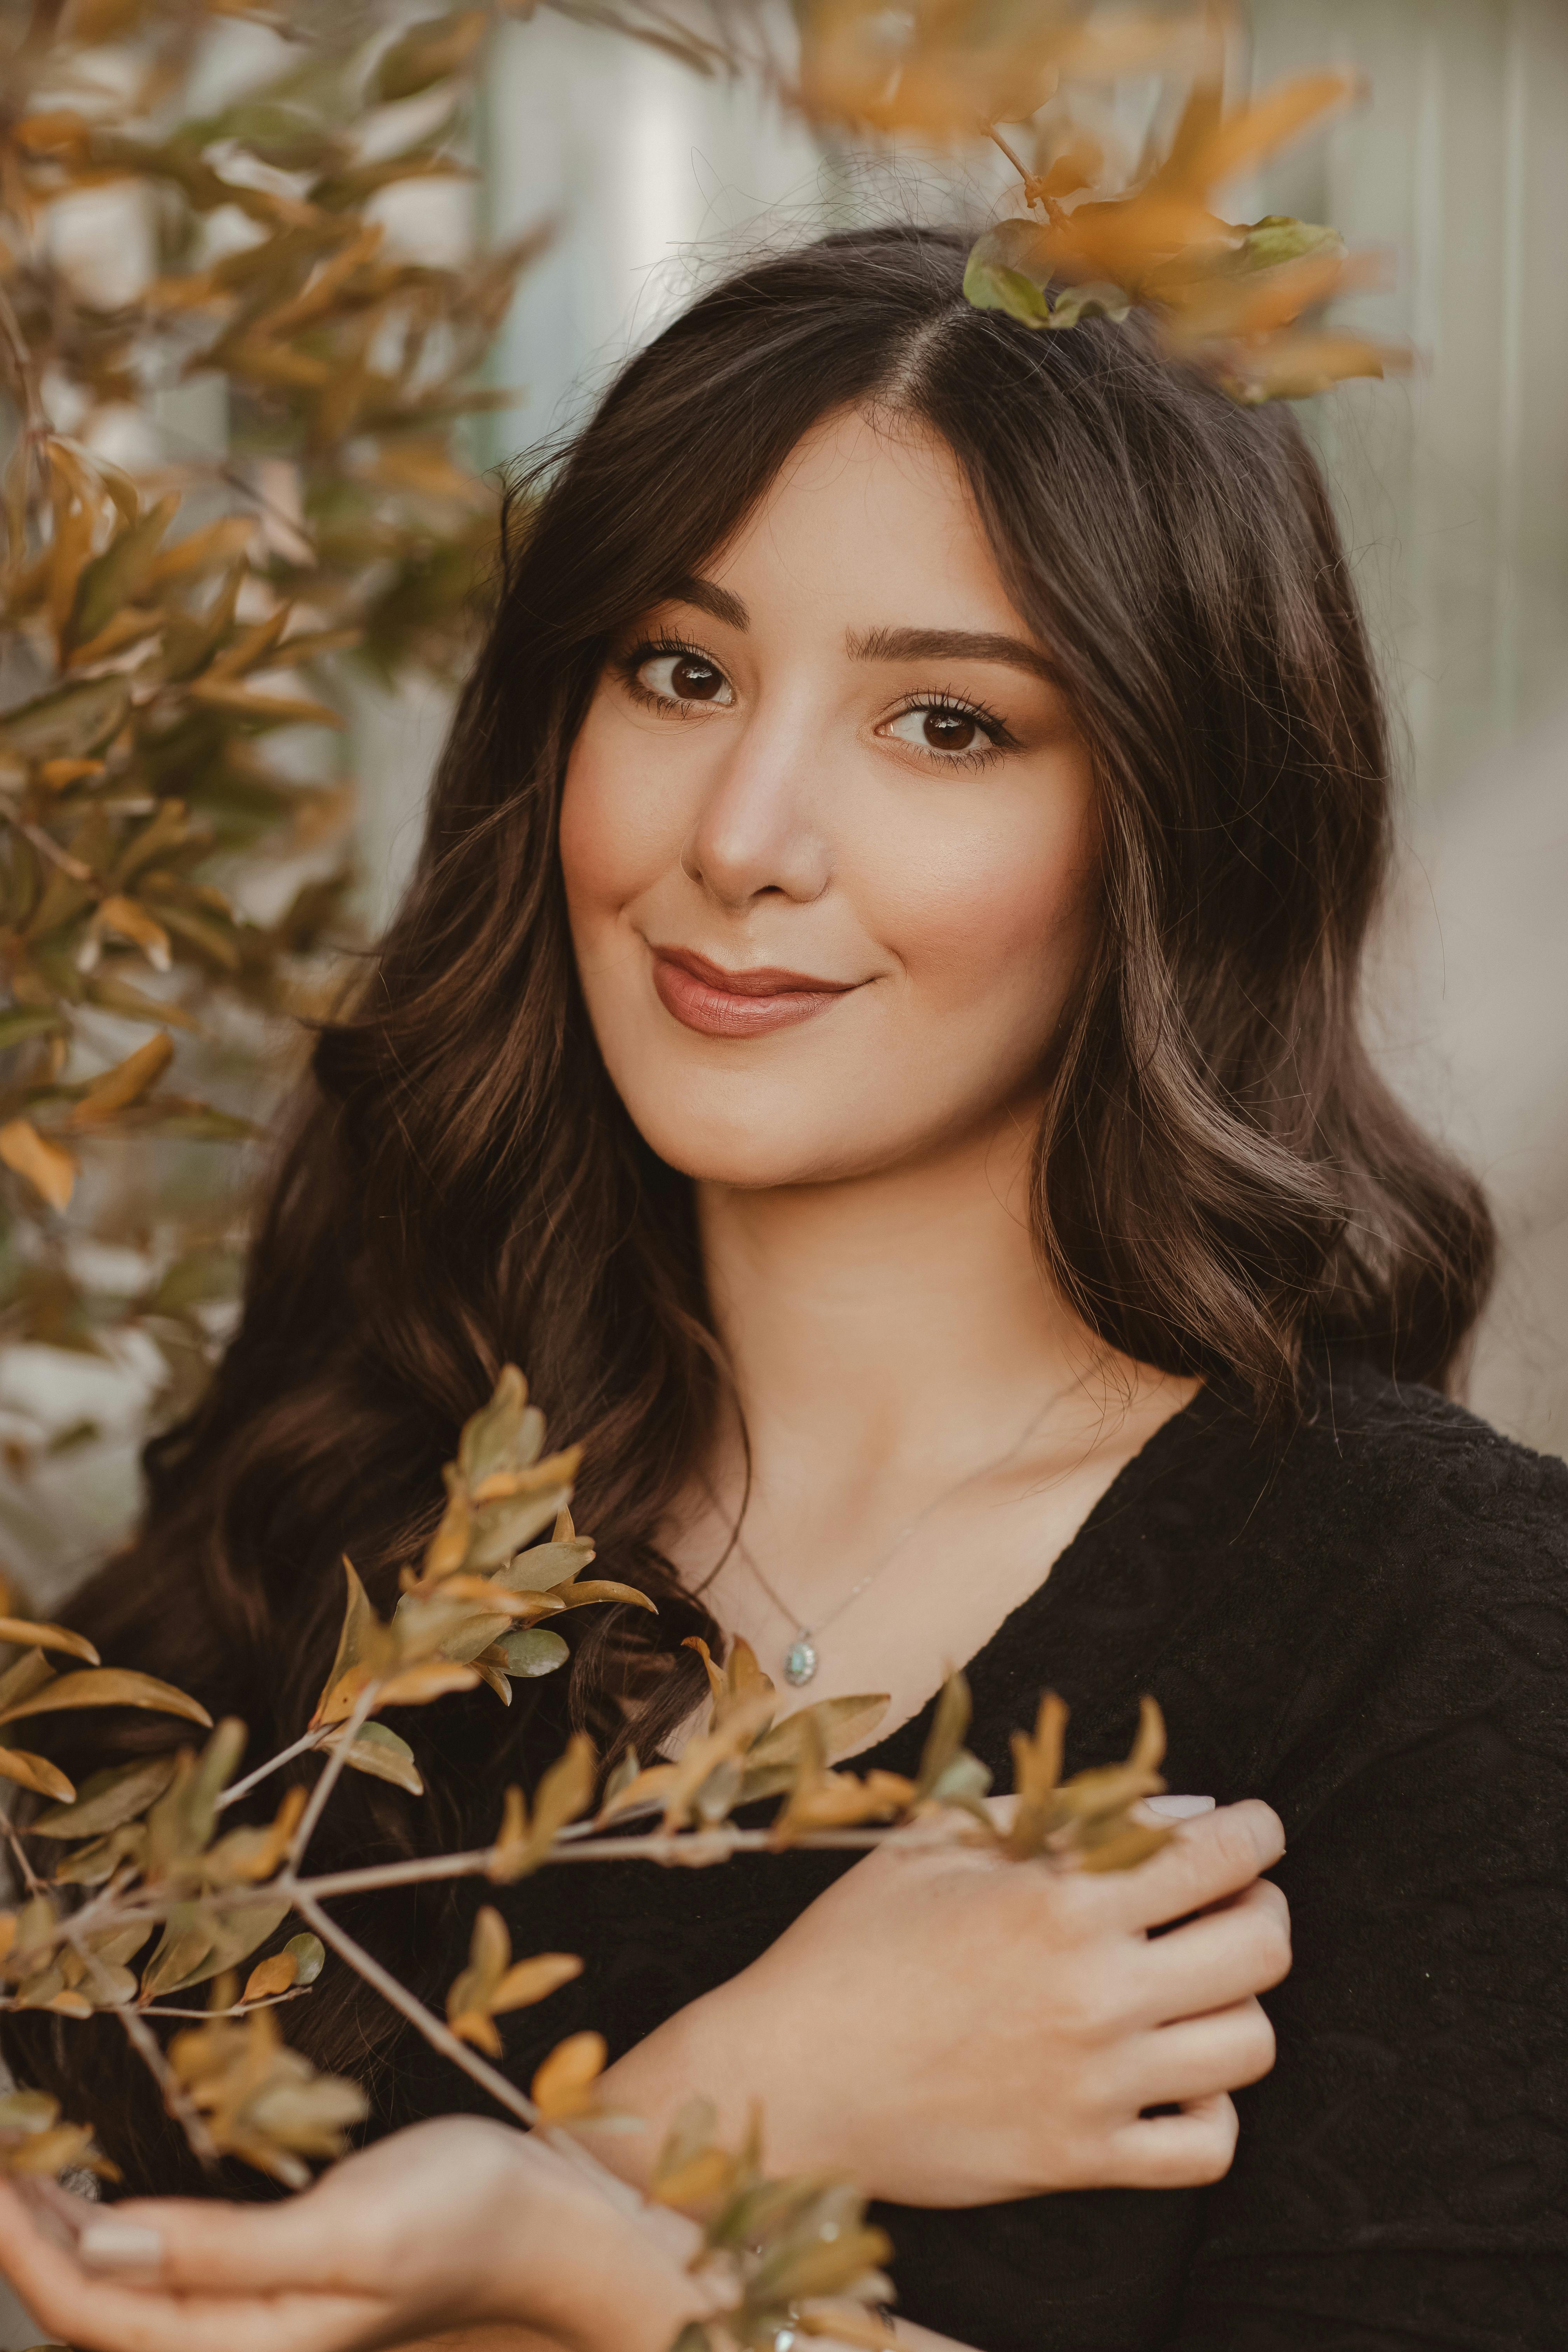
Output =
[{"x1": 730, "y1": 1376, "x2": 1080, "y2": 1687}]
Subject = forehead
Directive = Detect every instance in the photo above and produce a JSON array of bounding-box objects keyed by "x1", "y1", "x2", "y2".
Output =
[{"x1": 700, "y1": 408, "x2": 1029, "y2": 642}]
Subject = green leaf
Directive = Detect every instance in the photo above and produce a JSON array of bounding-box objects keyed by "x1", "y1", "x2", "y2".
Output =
[
  {"x1": 330, "y1": 1720, "x2": 423, "y2": 1795},
  {"x1": 465, "y1": 1488, "x2": 570, "y2": 1572},
  {"x1": 1236, "y1": 214, "x2": 1342, "y2": 271},
  {"x1": 0, "y1": 677, "x2": 131, "y2": 763},
  {"x1": 375, "y1": 8, "x2": 488, "y2": 102},
  {"x1": 493, "y1": 1538, "x2": 594, "y2": 1594},
  {"x1": 456, "y1": 1366, "x2": 542, "y2": 1485},
  {"x1": 282, "y1": 1931, "x2": 325, "y2": 1986},
  {"x1": 0, "y1": 1009, "x2": 68, "y2": 1053},
  {"x1": 963, "y1": 222, "x2": 1130, "y2": 332},
  {"x1": 963, "y1": 248, "x2": 1054, "y2": 326},
  {"x1": 31, "y1": 1752, "x2": 181, "y2": 1840},
  {"x1": 67, "y1": 496, "x2": 178, "y2": 651},
  {"x1": 140, "y1": 1893, "x2": 292, "y2": 2000},
  {"x1": 493, "y1": 1627, "x2": 568, "y2": 1678}
]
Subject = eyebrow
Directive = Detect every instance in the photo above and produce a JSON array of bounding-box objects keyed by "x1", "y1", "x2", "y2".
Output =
[
  {"x1": 662, "y1": 584, "x2": 1058, "y2": 685},
  {"x1": 847, "y1": 624, "x2": 1059, "y2": 682},
  {"x1": 665, "y1": 576, "x2": 749, "y2": 630}
]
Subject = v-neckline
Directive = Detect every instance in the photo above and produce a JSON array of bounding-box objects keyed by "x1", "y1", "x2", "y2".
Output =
[{"x1": 824, "y1": 1376, "x2": 1220, "y2": 1774}]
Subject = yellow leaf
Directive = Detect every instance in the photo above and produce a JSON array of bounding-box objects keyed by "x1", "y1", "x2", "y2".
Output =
[
  {"x1": 188, "y1": 681, "x2": 344, "y2": 728},
  {"x1": 94, "y1": 895, "x2": 172, "y2": 973},
  {"x1": 374, "y1": 1660, "x2": 481, "y2": 1709},
  {"x1": 242, "y1": 1952, "x2": 298, "y2": 2003},
  {"x1": 66, "y1": 1032, "x2": 174, "y2": 1125},
  {"x1": 683, "y1": 1634, "x2": 726, "y2": 1710},
  {"x1": 0, "y1": 1619, "x2": 98, "y2": 1666},
  {"x1": 530, "y1": 2030, "x2": 606, "y2": 2123},
  {"x1": 0, "y1": 1119, "x2": 76, "y2": 1211},
  {"x1": 491, "y1": 1951, "x2": 582, "y2": 2013},
  {"x1": 37, "y1": 758, "x2": 104, "y2": 790},
  {"x1": 146, "y1": 516, "x2": 256, "y2": 584},
  {"x1": 0, "y1": 1667, "x2": 212, "y2": 1731},
  {"x1": 1191, "y1": 73, "x2": 1361, "y2": 195},
  {"x1": 310, "y1": 1558, "x2": 387, "y2": 1727},
  {"x1": 1222, "y1": 331, "x2": 1406, "y2": 403},
  {"x1": 650, "y1": 2143, "x2": 735, "y2": 2209},
  {"x1": 0, "y1": 1747, "x2": 75, "y2": 1803}
]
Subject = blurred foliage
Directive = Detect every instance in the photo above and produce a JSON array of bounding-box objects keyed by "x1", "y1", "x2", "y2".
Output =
[{"x1": 0, "y1": 0, "x2": 542, "y2": 1576}]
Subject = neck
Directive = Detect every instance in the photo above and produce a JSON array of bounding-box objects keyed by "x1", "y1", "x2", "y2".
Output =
[{"x1": 695, "y1": 1106, "x2": 1102, "y2": 1519}]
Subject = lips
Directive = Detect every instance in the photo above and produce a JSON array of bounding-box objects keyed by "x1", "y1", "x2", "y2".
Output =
[{"x1": 650, "y1": 945, "x2": 860, "y2": 1038}]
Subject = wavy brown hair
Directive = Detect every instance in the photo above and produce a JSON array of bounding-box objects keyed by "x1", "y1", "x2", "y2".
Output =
[{"x1": 5, "y1": 224, "x2": 1493, "y2": 2187}]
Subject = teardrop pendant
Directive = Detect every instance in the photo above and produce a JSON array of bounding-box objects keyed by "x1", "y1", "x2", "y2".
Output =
[{"x1": 783, "y1": 1636, "x2": 819, "y2": 1687}]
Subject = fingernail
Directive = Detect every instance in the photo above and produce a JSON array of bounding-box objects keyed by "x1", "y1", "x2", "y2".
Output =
[
  {"x1": 1145, "y1": 1794, "x2": 1215, "y2": 1819},
  {"x1": 78, "y1": 2219, "x2": 163, "y2": 2274}
]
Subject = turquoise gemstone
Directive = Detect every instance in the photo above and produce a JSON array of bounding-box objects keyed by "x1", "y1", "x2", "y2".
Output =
[{"x1": 783, "y1": 1638, "x2": 818, "y2": 1687}]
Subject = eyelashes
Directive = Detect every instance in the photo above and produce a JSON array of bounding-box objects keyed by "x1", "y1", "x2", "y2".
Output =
[{"x1": 615, "y1": 635, "x2": 1022, "y2": 773}]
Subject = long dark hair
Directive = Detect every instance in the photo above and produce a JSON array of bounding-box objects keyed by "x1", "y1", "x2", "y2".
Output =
[{"x1": 5, "y1": 224, "x2": 1492, "y2": 2186}]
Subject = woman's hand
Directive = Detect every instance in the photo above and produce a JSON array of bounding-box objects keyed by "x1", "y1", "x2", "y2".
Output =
[
  {"x1": 0, "y1": 2117, "x2": 710, "y2": 2352},
  {"x1": 602, "y1": 1798, "x2": 1290, "y2": 2207}
]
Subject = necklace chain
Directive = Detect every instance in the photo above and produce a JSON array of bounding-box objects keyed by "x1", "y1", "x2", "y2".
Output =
[{"x1": 729, "y1": 1373, "x2": 1080, "y2": 1687}]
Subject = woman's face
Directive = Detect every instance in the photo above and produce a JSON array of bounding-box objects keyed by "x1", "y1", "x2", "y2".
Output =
[{"x1": 560, "y1": 409, "x2": 1098, "y2": 1190}]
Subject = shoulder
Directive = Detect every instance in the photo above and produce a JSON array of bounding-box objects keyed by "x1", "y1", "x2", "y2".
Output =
[
  {"x1": 1187, "y1": 1354, "x2": 1568, "y2": 1606},
  {"x1": 1168, "y1": 1358, "x2": 1568, "y2": 1804}
]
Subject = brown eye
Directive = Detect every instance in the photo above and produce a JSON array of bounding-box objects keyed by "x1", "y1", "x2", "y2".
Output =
[
  {"x1": 922, "y1": 708, "x2": 976, "y2": 751},
  {"x1": 671, "y1": 654, "x2": 724, "y2": 701},
  {"x1": 636, "y1": 650, "x2": 735, "y2": 708},
  {"x1": 883, "y1": 701, "x2": 996, "y2": 759}
]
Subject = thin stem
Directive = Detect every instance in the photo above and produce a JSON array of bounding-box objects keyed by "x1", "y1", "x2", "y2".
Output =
[
  {"x1": 987, "y1": 124, "x2": 1033, "y2": 189},
  {"x1": 0, "y1": 799, "x2": 94, "y2": 880},
  {"x1": 0, "y1": 280, "x2": 48, "y2": 442},
  {"x1": 290, "y1": 1888, "x2": 539, "y2": 2130},
  {"x1": 2, "y1": 1816, "x2": 44, "y2": 1896},
  {"x1": 141, "y1": 1989, "x2": 310, "y2": 2020},
  {"x1": 217, "y1": 1727, "x2": 325, "y2": 1812},
  {"x1": 287, "y1": 1681, "x2": 379, "y2": 1871},
  {"x1": 65, "y1": 1932, "x2": 222, "y2": 2169}
]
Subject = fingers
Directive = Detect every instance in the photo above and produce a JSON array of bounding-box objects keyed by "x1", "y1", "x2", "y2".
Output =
[
  {"x1": 0, "y1": 2179, "x2": 384, "y2": 2352},
  {"x1": 1093, "y1": 1801, "x2": 1284, "y2": 1932},
  {"x1": 1133, "y1": 1877, "x2": 1292, "y2": 2024},
  {"x1": 1129, "y1": 1996, "x2": 1278, "y2": 2108},
  {"x1": 1106, "y1": 2092, "x2": 1240, "y2": 2191},
  {"x1": 92, "y1": 2192, "x2": 355, "y2": 2298}
]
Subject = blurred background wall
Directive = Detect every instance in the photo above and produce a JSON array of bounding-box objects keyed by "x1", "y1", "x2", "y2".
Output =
[{"x1": 358, "y1": 0, "x2": 1565, "y2": 1456}]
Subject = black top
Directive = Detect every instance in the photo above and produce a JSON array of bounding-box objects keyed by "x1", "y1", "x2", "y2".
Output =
[{"x1": 391, "y1": 1361, "x2": 1568, "y2": 2350}]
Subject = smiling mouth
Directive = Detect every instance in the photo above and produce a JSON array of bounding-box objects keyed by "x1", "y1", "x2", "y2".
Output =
[{"x1": 650, "y1": 945, "x2": 862, "y2": 1038}]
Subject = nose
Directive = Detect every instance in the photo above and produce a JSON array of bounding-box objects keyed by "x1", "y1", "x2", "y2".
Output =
[{"x1": 679, "y1": 696, "x2": 831, "y2": 911}]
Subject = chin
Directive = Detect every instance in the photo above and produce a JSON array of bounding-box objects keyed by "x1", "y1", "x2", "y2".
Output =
[{"x1": 617, "y1": 1086, "x2": 879, "y2": 1192}]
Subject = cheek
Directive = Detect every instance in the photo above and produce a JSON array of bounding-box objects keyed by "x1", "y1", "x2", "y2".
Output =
[
  {"x1": 558, "y1": 708, "x2": 676, "y2": 924},
  {"x1": 871, "y1": 766, "x2": 1099, "y2": 1014}
]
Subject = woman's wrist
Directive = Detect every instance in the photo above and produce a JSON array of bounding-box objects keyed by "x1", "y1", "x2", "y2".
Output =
[
  {"x1": 596, "y1": 1974, "x2": 846, "y2": 2194},
  {"x1": 482, "y1": 2130, "x2": 713, "y2": 2352}
]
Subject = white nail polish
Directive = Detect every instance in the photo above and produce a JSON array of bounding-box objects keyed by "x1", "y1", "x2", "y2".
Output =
[
  {"x1": 77, "y1": 2219, "x2": 163, "y2": 2274},
  {"x1": 1144, "y1": 1794, "x2": 1216, "y2": 1819}
]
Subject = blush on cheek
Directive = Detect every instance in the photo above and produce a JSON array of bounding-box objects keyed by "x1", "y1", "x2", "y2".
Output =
[{"x1": 879, "y1": 813, "x2": 1098, "y2": 1010}]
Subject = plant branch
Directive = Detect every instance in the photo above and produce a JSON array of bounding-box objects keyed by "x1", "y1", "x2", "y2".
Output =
[
  {"x1": 287, "y1": 1681, "x2": 379, "y2": 1871},
  {"x1": 66, "y1": 1933, "x2": 222, "y2": 2169},
  {"x1": 217, "y1": 1726, "x2": 326, "y2": 1812},
  {"x1": 290, "y1": 1887, "x2": 540, "y2": 2130}
]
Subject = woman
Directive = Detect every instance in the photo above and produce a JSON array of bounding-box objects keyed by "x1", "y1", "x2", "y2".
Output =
[{"x1": 2, "y1": 225, "x2": 1562, "y2": 2351}]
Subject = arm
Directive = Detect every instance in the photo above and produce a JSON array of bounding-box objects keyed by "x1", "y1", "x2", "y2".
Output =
[
  {"x1": 596, "y1": 1801, "x2": 1289, "y2": 2205},
  {"x1": 0, "y1": 2130, "x2": 980, "y2": 2352}
]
